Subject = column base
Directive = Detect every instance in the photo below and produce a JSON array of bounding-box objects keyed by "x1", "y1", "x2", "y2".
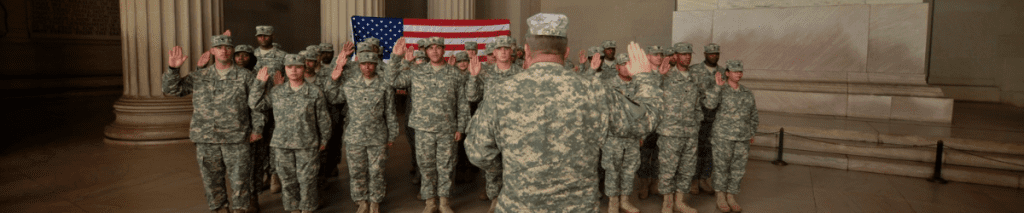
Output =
[{"x1": 104, "y1": 96, "x2": 194, "y2": 145}]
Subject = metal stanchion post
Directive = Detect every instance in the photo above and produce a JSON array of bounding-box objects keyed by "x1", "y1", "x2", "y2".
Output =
[
  {"x1": 772, "y1": 128, "x2": 788, "y2": 166},
  {"x1": 927, "y1": 140, "x2": 948, "y2": 184}
]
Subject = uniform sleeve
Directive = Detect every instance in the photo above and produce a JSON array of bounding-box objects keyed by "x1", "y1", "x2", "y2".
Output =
[
  {"x1": 249, "y1": 77, "x2": 271, "y2": 112},
  {"x1": 465, "y1": 89, "x2": 500, "y2": 171},
  {"x1": 389, "y1": 63, "x2": 413, "y2": 89},
  {"x1": 465, "y1": 73, "x2": 483, "y2": 102},
  {"x1": 629, "y1": 72, "x2": 665, "y2": 136},
  {"x1": 385, "y1": 87, "x2": 399, "y2": 143},
  {"x1": 703, "y1": 84, "x2": 723, "y2": 110},
  {"x1": 456, "y1": 73, "x2": 471, "y2": 133},
  {"x1": 316, "y1": 92, "x2": 333, "y2": 147},
  {"x1": 162, "y1": 67, "x2": 194, "y2": 96},
  {"x1": 248, "y1": 74, "x2": 268, "y2": 135},
  {"x1": 323, "y1": 78, "x2": 347, "y2": 105},
  {"x1": 749, "y1": 95, "x2": 759, "y2": 139}
]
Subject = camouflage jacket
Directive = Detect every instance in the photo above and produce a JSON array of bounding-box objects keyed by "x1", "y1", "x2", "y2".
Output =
[
  {"x1": 657, "y1": 67, "x2": 720, "y2": 137},
  {"x1": 465, "y1": 62, "x2": 661, "y2": 212},
  {"x1": 689, "y1": 61, "x2": 726, "y2": 121},
  {"x1": 325, "y1": 76, "x2": 399, "y2": 146},
  {"x1": 252, "y1": 47, "x2": 287, "y2": 70},
  {"x1": 601, "y1": 72, "x2": 664, "y2": 139},
  {"x1": 162, "y1": 65, "x2": 259, "y2": 144},
  {"x1": 465, "y1": 63, "x2": 525, "y2": 102},
  {"x1": 388, "y1": 61, "x2": 470, "y2": 133},
  {"x1": 706, "y1": 84, "x2": 759, "y2": 141},
  {"x1": 249, "y1": 81, "x2": 333, "y2": 149},
  {"x1": 578, "y1": 59, "x2": 617, "y2": 80}
]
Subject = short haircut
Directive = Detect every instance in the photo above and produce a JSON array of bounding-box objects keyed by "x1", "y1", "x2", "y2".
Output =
[{"x1": 525, "y1": 35, "x2": 568, "y2": 56}]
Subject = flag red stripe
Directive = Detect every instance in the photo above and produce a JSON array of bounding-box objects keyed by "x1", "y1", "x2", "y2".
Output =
[
  {"x1": 404, "y1": 18, "x2": 510, "y2": 26},
  {"x1": 404, "y1": 44, "x2": 490, "y2": 51},
  {"x1": 403, "y1": 31, "x2": 510, "y2": 38}
]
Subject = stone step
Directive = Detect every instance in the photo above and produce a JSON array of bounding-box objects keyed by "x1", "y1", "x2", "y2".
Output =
[{"x1": 749, "y1": 146, "x2": 1024, "y2": 189}]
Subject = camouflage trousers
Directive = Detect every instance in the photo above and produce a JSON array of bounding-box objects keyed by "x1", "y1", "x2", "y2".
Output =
[
  {"x1": 657, "y1": 136, "x2": 698, "y2": 194},
  {"x1": 414, "y1": 130, "x2": 457, "y2": 199},
  {"x1": 251, "y1": 138, "x2": 272, "y2": 192},
  {"x1": 484, "y1": 154, "x2": 503, "y2": 200},
  {"x1": 601, "y1": 136, "x2": 641, "y2": 197},
  {"x1": 196, "y1": 143, "x2": 253, "y2": 211},
  {"x1": 638, "y1": 133, "x2": 659, "y2": 179},
  {"x1": 711, "y1": 137, "x2": 749, "y2": 194},
  {"x1": 694, "y1": 121, "x2": 714, "y2": 179},
  {"x1": 345, "y1": 144, "x2": 388, "y2": 203},
  {"x1": 273, "y1": 148, "x2": 321, "y2": 211}
]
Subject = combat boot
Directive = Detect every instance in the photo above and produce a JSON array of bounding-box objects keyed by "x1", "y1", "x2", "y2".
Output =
[
  {"x1": 422, "y1": 197, "x2": 438, "y2": 213},
  {"x1": 439, "y1": 197, "x2": 455, "y2": 213},
  {"x1": 715, "y1": 191, "x2": 730, "y2": 213},
  {"x1": 727, "y1": 193, "x2": 742, "y2": 213},
  {"x1": 270, "y1": 174, "x2": 282, "y2": 194},
  {"x1": 638, "y1": 179, "x2": 650, "y2": 199},
  {"x1": 212, "y1": 207, "x2": 228, "y2": 213},
  {"x1": 369, "y1": 202, "x2": 380, "y2": 213},
  {"x1": 689, "y1": 179, "x2": 700, "y2": 195},
  {"x1": 245, "y1": 195, "x2": 260, "y2": 213},
  {"x1": 650, "y1": 178, "x2": 660, "y2": 195},
  {"x1": 661, "y1": 194, "x2": 674, "y2": 213},
  {"x1": 607, "y1": 196, "x2": 619, "y2": 213},
  {"x1": 674, "y1": 192, "x2": 697, "y2": 213},
  {"x1": 700, "y1": 178, "x2": 715, "y2": 195},
  {"x1": 356, "y1": 200, "x2": 368, "y2": 213},
  {"x1": 620, "y1": 195, "x2": 640, "y2": 213}
]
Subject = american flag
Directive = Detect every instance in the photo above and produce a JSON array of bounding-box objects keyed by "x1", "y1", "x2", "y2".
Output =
[{"x1": 350, "y1": 16, "x2": 511, "y2": 62}]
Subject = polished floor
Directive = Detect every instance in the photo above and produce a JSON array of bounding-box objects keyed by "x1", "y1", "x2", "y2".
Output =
[{"x1": 2, "y1": 93, "x2": 1024, "y2": 213}]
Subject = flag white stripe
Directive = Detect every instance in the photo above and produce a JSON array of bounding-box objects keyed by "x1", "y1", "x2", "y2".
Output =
[{"x1": 403, "y1": 24, "x2": 510, "y2": 33}]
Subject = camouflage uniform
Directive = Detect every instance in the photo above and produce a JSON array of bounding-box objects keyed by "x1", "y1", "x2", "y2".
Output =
[
  {"x1": 388, "y1": 36, "x2": 470, "y2": 200},
  {"x1": 390, "y1": 49, "x2": 429, "y2": 174},
  {"x1": 654, "y1": 42, "x2": 716, "y2": 194},
  {"x1": 162, "y1": 35, "x2": 256, "y2": 211},
  {"x1": 638, "y1": 46, "x2": 669, "y2": 181},
  {"x1": 692, "y1": 43, "x2": 725, "y2": 181},
  {"x1": 464, "y1": 35, "x2": 523, "y2": 200},
  {"x1": 708, "y1": 60, "x2": 758, "y2": 195},
  {"x1": 253, "y1": 25, "x2": 287, "y2": 70},
  {"x1": 251, "y1": 61, "x2": 285, "y2": 194},
  {"x1": 327, "y1": 52, "x2": 400, "y2": 203},
  {"x1": 250, "y1": 54, "x2": 334, "y2": 212},
  {"x1": 465, "y1": 13, "x2": 662, "y2": 212}
]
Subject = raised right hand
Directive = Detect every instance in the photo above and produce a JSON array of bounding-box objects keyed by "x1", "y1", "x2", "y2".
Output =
[
  {"x1": 469, "y1": 55, "x2": 482, "y2": 76},
  {"x1": 256, "y1": 67, "x2": 269, "y2": 82},
  {"x1": 168, "y1": 46, "x2": 188, "y2": 69},
  {"x1": 196, "y1": 51, "x2": 212, "y2": 67},
  {"x1": 392, "y1": 37, "x2": 407, "y2": 56},
  {"x1": 577, "y1": 50, "x2": 586, "y2": 67},
  {"x1": 273, "y1": 71, "x2": 285, "y2": 85},
  {"x1": 715, "y1": 71, "x2": 725, "y2": 86}
]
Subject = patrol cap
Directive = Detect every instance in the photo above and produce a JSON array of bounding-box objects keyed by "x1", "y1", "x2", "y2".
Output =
[
  {"x1": 305, "y1": 45, "x2": 319, "y2": 52},
  {"x1": 480, "y1": 43, "x2": 493, "y2": 55},
  {"x1": 725, "y1": 60, "x2": 743, "y2": 72},
  {"x1": 492, "y1": 35, "x2": 514, "y2": 49},
  {"x1": 615, "y1": 53, "x2": 629, "y2": 65},
  {"x1": 673, "y1": 42, "x2": 693, "y2": 54},
  {"x1": 416, "y1": 39, "x2": 428, "y2": 49},
  {"x1": 283, "y1": 54, "x2": 304, "y2": 66},
  {"x1": 256, "y1": 25, "x2": 274, "y2": 36},
  {"x1": 704, "y1": 43, "x2": 720, "y2": 54},
  {"x1": 357, "y1": 52, "x2": 379, "y2": 64},
  {"x1": 234, "y1": 44, "x2": 254, "y2": 53},
  {"x1": 423, "y1": 37, "x2": 445, "y2": 48},
  {"x1": 663, "y1": 48, "x2": 676, "y2": 55},
  {"x1": 299, "y1": 50, "x2": 317, "y2": 61},
  {"x1": 602, "y1": 40, "x2": 616, "y2": 49},
  {"x1": 263, "y1": 60, "x2": 284, "y2": 71},
  {"x1": 319, "y1": 43, "x2": 334, "y2": 52},
  {"x1": 644, "y1": 45, "x2": 664, "y2": 55},
  {"x1": 210, "y1": 35, "x2": 233, "y2": 47},
  {"x1": 587, "y1": 46, "x2": 605, "y2": 57},
  {"x1": 358, "y1": 42, "x2": 374, "y2": 53},
  {"x1": 455, "y1": 51, "x2": 471, "y2": 62},
  {"x1": 527, "y1": 13, "x2": 569, "y2": 37},
  {"x1": 413, "y1": 50, "x2": 427, "y2": 59},
  {"x1": 364, "y1": 37, "x2": 380, "y2": 46},
  {"x1": 464, "y1": 41, "x2": 478, "y2": 51}
]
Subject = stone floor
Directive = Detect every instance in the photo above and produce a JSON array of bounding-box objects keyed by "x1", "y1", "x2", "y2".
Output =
[{"x1": 3, "y1": 93, "x2": 1024, "y2": 213}]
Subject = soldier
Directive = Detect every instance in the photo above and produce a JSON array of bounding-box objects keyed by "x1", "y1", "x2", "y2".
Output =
[
  {"x1": 253, "y1": 25, "x2": 287, "y2": 70},
  {"x1": 319, "y1": 43, "x2": 335, "y2": 66},
  {"x1": 480, "y1": 43, "x2": 495, "y2": 68},
  {"x1": 577, "y1": 46, "x2": 606, "y2": 78},
  {"x1": 464, "y1": 41, "x2": 479, "y2": 58},
  {"x1": 451, "y1": 51, "x2": 481, "y2": 185},
  {"x1": 464, "y1": 35, "x2": 524, "y2": 212},
  {"x1": 601, "y1": 40, "x2": 617, "y2": 71},
  {"x1": 465, "y1": 13, "x2": 662, "y2": 212},
  {"x1": 392, "y1": 47, "x2": 430, "y2": 186},
  {"x1": 251, "y1": 54, "x2": 341, "y2": 213},
  {"x1": 233, "y1": 44, "x2": 258, "y2": 71},
  {"x1": 706, "y1": 60, "x2": 757, "y2": 213},
  {"x1": 322, "y1": 51, "x2": 398, "y2": 213},
  {"x1": 637, "y1": 45, "x2": 671, "y2": 200},
  {"x1": 163, "y1": 33, "x2": 259, "y2": 213},
  {"x1": 512, "y1": 45, "x2": 525, "y2": 68},
  {"x1": 655, "y1": 42, "x2": 709, "y2": 213},
  {"x1": 388, "y1": 36, "x2": 470, "y2": 213},
  {"x1": 691, "y1": 43, "x2": 725, "y2": 195}
]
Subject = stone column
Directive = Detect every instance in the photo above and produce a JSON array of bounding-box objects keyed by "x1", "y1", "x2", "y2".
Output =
[
  {"x1": 428, "y1": 0, "x2": 475, "y2": 19},
  {"x1": 320, "y1": 0, "x2": 385, "y2": 50},
  {"x1": 105, "y1": 0, "x2": 224, "y2": 145}
]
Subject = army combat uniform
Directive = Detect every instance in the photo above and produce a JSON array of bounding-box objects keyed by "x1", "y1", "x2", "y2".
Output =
[
  {"x1": 388, "y1": 36, "x2": 470, "y2": 200},
  {"x1": 637, "y1": 46, "x2": 670, "y2": 185},
  {"x1": 253, "y1": 25, "x2": 288, "y2": 71},
  {"x1": 249, "y1": 54, "x2": 334, "y2": 212},
  {"x1": 692, "y1": 43, "x2": 726, "y2": 182},
  {"x1": 707, "y1": 60, "x2": 758, "y2": 195},
  {"x1": 463, "y1": 35, "x2": 524, "y2": 201},
  {"x1": 162, "y1": 35, "x2": 257, "y2": 212},
  {"x1": 465, "y1": 13, "x2": 662, "y2": 213}
]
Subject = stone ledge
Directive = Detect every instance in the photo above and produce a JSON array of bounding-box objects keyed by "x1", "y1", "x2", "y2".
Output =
[{"x1": 744, "y1": 79, "x2": 945, "y2": 97}]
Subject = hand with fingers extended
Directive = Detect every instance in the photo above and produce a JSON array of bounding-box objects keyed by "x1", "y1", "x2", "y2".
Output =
[
  {"x1": 448, "y1": 55, "x2": 456, "y2": 65},
  {"x1": 196, "y1": 51, "x2": 212, "y2": 68},
  {"x1": 404, "y1": 46, "x2": 416, "y2": 62},
  {"x1": 578, "y1": 50, "x2": 586, "y2": 68},
  {"x1": 342, "y1": 41, "x2": 355, "y2": 59},
  {"x1": 256, "y1": 67, "x2": 270, "y2": 82},
  {"x1": 659, "y1": 57, "x2": 672, "y2": 75},
  {"x1": 222, "y1": 29, "x2": 231, "y2": 36},
  {"x1": 273, "y1": 71, "x2": 285, "y2": 85},
  {"x1": 715, "y1": 71, "x2": 725, "y2": 86},
  {"x1": 168, "y1": 46, "x2": 189, "y2": 69},
  {"x1": 392, "y1": 37, "x2": 407, "y2": 56},
  {"x1": 625, "y1": 41, "x2": 652, "y2": 76},
  {"x1": 469, "y1": 54, "x2": 482, "y2": 76},
  {"x1": 589, "y1": 53, "x2": 601, "y2": 70},
  {"x1": 332, "y1": 53, "x2": 348, "y2": 81}
]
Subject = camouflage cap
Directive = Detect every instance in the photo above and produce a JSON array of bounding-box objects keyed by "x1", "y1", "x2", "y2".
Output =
[
  {"x1": 587, "y1": 46, "x2": 605, "y2": 57},
  {"x1": 416, "y1": 39, "x2": 428, "y2": 49},
  {"x1": 673, "y1": 42, "x2": 693, "y2": 54},
  {"x1": 464, "y1": 41, "x2": 478, "y2": 51},
  {"x1": 510, "y1": 37, "x2": 517, "y2": 47},
  {"x1": 644, "y1": 45, "x2": 664, "y2": 55},
  {"x1": 602, "y1": 40, "x2": 616, "y2": 49},
  {"x1": 284, "y1": 54, "x2": 304, "y2": 66},
  {"x1": 255, "y1": 25, "x2": 274, "y2": 36},
  {"x1": 305, "y1": 45, "x2": 319, "y2": 52},
  {"x1": 211, "y1": 35, "x2": 233, "y2": 47},
  {"x1": 615, "y1": 53, "x2": 629, "y2": 65},
  {"x1": 263, "y1": 60, "x2": 284, "y2": 71},
  {"x1": 480, "y1": 43, "x2": 493, "y2": 55},
  {"x1": 319, "y1": 43, "x2": 334, "y2": 52},
  {"x1": 273, "y1": 42, "x2": 282, "y2": 49},
  {"x1": 454, "y1": 51, "x2": 471, "y2": 62},
  {"x1": 358, "y1": 42, "x2": 374, "y2": 53},
  {"x1": 299, "y1": 50, "x2": 317, "y2": 61},
  {"x1": 492, "y1": 35, "x2": 514, "y2": 49},
  {"x1": 527, "y1": 13, "x2": 569, "y2": 37},
  {"x1": 704, "y1": 43, "x2": 720, "y2": 53},
  {"x1": 234, "y1": 44, "x2": 254, "y2": 53},
  {"x1": 663, "y1": 48, "x2": 676, "y2": 55},
  {"x1": 423, "y1": 36, "x2": 445, "y2": 48},
  {"x1": 357, "y1": 52, "x2": 379, "y2": 64},
  {"x1": 413, "y1": 50, "x2": 426, "y2": 59},
  {"x1": 364, "y1": 37, "x2": 380, "y2": 46},
  {"x1": 725, "y1": 59, "x2": 743, "y2": 72}
]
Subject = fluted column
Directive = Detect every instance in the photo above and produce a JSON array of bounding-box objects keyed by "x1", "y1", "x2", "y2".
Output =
[
  {"x1": 105, "y1": 0, "x2": 224, "y2": 145},
  {"x1": 428, "y1": 0, "x2": 475, "y2": 19},
  {"x1": 321, "y1": 0, "x2": 385, "y2": 51}
]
